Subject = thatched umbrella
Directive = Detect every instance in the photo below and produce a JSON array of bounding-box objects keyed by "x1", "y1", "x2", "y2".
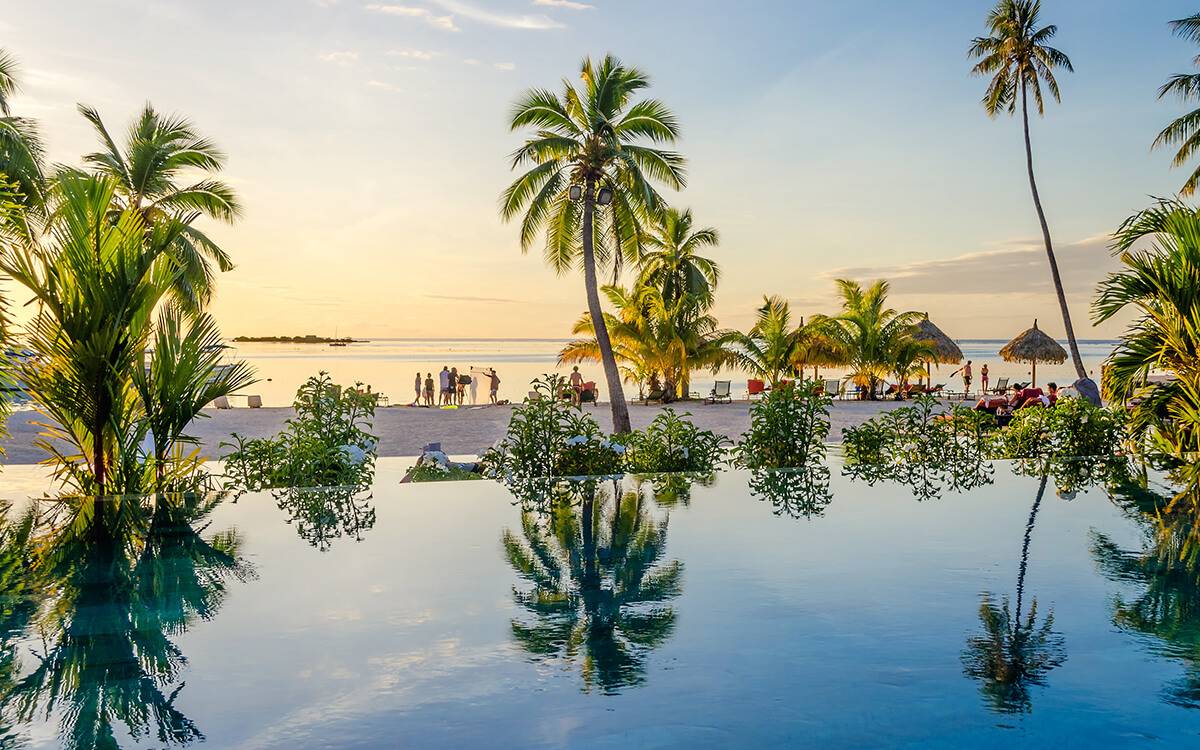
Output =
[
  {"x1": 999, "y1": 319, "x2": 1066, "y2": 388},
  {"x1": 915, "y1": 315, "x2": 963, "y2": 387},
  {"x1": 794, "y1": 317, "x2": 844, "y2": 382}
]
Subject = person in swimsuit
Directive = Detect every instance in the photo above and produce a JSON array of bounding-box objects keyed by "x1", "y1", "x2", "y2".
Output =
[
  {"x1": 569, "y1": 366, "x2": 584, "y2": 406},
  {"x1": 414, "y1": 371, "x2": 422, "y2": 405},
  {"x1": 489, "y1": 369, "x2": 500, "y2": 405},
  {"x1": 423, "y1": 373, "x2": 434, "y2": 406}
]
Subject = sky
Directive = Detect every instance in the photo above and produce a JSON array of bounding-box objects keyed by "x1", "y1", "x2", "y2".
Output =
[{"x1": 3, "y1": 0, "x2": 1197, "y2": 341}]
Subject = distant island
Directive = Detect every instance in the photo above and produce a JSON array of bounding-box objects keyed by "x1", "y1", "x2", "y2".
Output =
[{"x1": 232, "y1": 335, "x2": 368, "y2": 344}]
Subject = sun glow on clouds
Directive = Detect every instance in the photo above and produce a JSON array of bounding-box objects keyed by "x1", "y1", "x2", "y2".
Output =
[
  {"x1": 388, "y1": 49, "x2": 438, "y2": 60},
  {"x1": 431, "y1": 0, "x2": 563, "y2": 29},
  {"x1": 318, "y1": 51, "x2": 359, "y2": 64}
]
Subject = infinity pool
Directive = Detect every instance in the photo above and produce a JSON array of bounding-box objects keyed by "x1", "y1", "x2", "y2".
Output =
[{"x1": 1, "y1": 457, "x2": 1197, "y2": 748}]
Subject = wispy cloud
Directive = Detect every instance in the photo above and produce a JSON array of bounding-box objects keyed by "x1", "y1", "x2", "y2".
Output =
[
  {"x1": 424, "y1": 294, "x2": 518, "y2": 304},
  {"x1": 432, "y1": 0, "x2": 563, "y2": 29},
  {"x1": 318, "y1": 51, "x2": 359, "y2": 64},
  {"x1": 364, "y1": 4, "x2": 459, "y2": 31},
  {"x1": 366, "y1": 80, "x2": 402, "y2": 92},
  {"x1": 492, "y1": 62, "x2": 515, "y2": 71},
  {"x1": 533, "y1": 0, "x2": 593, "y2": 9},
  {"x1": 387, "y1": 49, "x2": 438, "y2": 60},
  {"x1": 818, "y1": 234, "x2": 1119, "y2": 298}
]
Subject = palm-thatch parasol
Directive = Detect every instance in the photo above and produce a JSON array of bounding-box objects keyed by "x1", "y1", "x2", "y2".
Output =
[
  {"x1": 794, "y1": 318, "x2": 844, "y2": 382},
  {"x1": 915, "y1": 315, "x2": 963, "y2": 386},
  {"x1": 999, "y1": 319, "x2": 1066, "y2": 388}
]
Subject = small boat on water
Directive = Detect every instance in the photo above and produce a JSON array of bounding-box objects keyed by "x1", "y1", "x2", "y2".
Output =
[
  {"x1": 1, "y1": 348, "x2": 39, "y2": 392},
  {"x1": 329, "y1": 341, "x2": 347, "y2": 347}
]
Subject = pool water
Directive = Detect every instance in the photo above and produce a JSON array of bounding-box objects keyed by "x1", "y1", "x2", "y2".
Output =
[{"x1": 1, "y1": 457, "x2": 1198, "y2": 748}]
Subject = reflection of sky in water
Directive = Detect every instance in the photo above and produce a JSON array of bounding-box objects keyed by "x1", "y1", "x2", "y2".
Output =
[
  {"x1": 5, "y1": 458, "x2": 1196, "y2": 748},
  {"x1": 228, "y1": 338, "x2": 1118, "y2": 406}
]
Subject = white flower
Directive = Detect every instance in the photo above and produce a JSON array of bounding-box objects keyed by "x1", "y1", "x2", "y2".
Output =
[
  {"x1": 681, "y1": 447, "x2": 689, "y2": 458},
  {"x1": 610, "y1": 443, "x2": 626, "y2": 455},
  {"x1": 425, "y1": 450, "x2": 450, "y2": 465},
  {"x1": 360, "y1": 439, "x2": 377, "y2": 453},
  {"x1": 338, "y1": 444, "x2": 367, "y2": 466},
  {"x1": 565, "y1": 435, "x2": 588, "y2": 446}
]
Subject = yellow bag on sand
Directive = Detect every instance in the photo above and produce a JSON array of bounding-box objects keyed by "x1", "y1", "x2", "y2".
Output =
[{"x1": 441, "y1": 405, "x2": 458, "y2": 410}]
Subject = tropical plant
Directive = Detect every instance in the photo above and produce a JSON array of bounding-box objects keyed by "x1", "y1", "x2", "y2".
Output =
[
  {"x1": 0, "y1": 173, "x2": 244, "y2": 495},
  {"x1": 0, "y1": 48, "x2": 45, "y2": 211},
  {"x1": 134, "y1": 308, "x2": 255, "y2": 484},
  {"x1": 559, "y1": 284, "x2": 737, "y2": 401},
  {"x1": 1153, "y1": 13, "x2": 1200, "y2": 197},
  {"x1": 889, "y1": 336, "x2": 937, "y2": 400},
  {"x1": 619, "y1": 408, "x2": 728, "y2": 473},
  {"x1": 502, "y1": 477, "x2": 682, "y2": 693},
  {"x1": 969, "y1": 0, "x2": 1088, "y2": 382},
  {"x1": 637, "y1": 206, "x2": 720, "y2": 310},
  {"x1": 811, "y1": 279, "x2": 924, "y2": 399},
  {"x1": 221, "y1": 372, "x2": 377, "y2": 490},
  {"x1": 501, "y1": 54, "x2": 686, "y2": 434},
  {"x1": 737, "y1": 381, "x2": 831, "y2": 469},
  {"x1": 72, "y1": 102, "x2": 242, "y2": 312},
  {"x1": 748, "y1": 464, "x2": 834, "y2": 519},
  {"x1": 1098, "y1": 200, "x2": 1200, "y2": 456},
  {"x1": 729, "y1": 295, "x2": 805, "y2": 386}
]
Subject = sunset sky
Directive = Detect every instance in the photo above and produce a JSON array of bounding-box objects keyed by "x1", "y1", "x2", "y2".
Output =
[{"x1": 5, "y1": 0, "x2": 1197, "y2": 341}]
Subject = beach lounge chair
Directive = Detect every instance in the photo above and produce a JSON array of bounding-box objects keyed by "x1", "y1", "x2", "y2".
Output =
[
  {"x1": 642, "y1": 389, "x2": 665, "y2": 405},
  {"x1": 823, "y1": 379, "x2": 842, "y2": 400},
  {"x1": 212, "y1": 395, "x2": 231, "y2": 409},
  {"x1": 926, "y1": 383, "x2": 946, "y2": 396},
  {"x1": 579, "y1": 382, "x2": 598, "y2": 406},
  {"x1": 746, "y1": 379, "x2": 767, "y2": 400},
  {"x1": 992, "y1": 377, "x2": 1009, "y2": 395},
  {"x1": 705, "y1": 380, "x2": 732, "y2": 404}
]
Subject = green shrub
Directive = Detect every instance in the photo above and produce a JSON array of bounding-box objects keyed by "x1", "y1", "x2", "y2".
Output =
[
  {"x1": 221, "y1": 372, "x2": 377, "y2": 489},
  {"x1": 737, "y1": 381, "x2": 831, "y2": 469},
  {"x1": 621, "y1": 408, "x2": 729, "y2": 473},
  {"x1": 992, "y1": 397, "x2": 1125, "y2": 461},
  {"x1": 843, "y1": 394, "x2": 993, "y2": 466},
  {"x1": 484, "y1": 375, "x2": 623, "y2": 479}
]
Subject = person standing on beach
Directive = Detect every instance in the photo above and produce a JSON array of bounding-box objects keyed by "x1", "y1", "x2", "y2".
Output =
[
  {"x1": 439, "y1": 366, "x2": 451, "y2": 405},
  {"x1": 569, "y1": 365, "x2": 584, "y2": 406},
  {"x1": 980, "y1": 363, "x2": 989, "y2": 394},
  {"x1": 469, "y1": 369, "x2": 479, "y2": 405},
  {"x1": 414, "y1": 371, "x2": 422, "y2": 405},
  {"x1": 951, "y1": 360, "x2": 973, "y2": 396},
  {"x1": 489, "y1": 369, "x2": 500, "y2": 405},
  {"x1": 424, "y1": 373, "x2": 434, "y2": 406},
  {"x1": 449, "y1": 367, "x2": 459, "y2": 406}
]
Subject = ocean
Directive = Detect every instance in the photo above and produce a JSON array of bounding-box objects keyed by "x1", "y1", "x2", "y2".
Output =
[{"x1": 227, "y1": 338, "x2": 1119, "y2": 407}]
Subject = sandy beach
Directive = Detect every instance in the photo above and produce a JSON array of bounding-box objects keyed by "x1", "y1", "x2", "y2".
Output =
[{"x1": 0, "y1": 398, "x2": 919, "y2": 467}]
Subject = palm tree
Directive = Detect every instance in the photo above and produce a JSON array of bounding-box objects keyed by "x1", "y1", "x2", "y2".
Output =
[
  {"x1": 637, "y1": 206, "x2": 720, "y2": 310},
  {"x1": 501, "y1": 54, "x2": 686, "y2": 434},
  {"x1": 0, "y1": 173, "x2": 246, "y2": 494},
  {"x1": 730, "y1": 295, "x2": 804, "y2": 386},
  {"x1": 969, "y1": 0, "x2": 1088, "y2": 382},
  {"x1": 812, "y1": 279, "x2": 923, "y2": 400},
  {"x1": 74, "y1": 103, "x2": 242, "y2": 312},
  {"x1": 1097, "y1": 200, "x2": 1200, "y2": 455},
  {"x1": 1153, "y1": 13, "x2": 1200, "y2": 196},
  {"x1": 0, "y1": 48, "x2": 45, "y2": 211},
  {"x1": 559, "y1": 284, "x2": 736, "y2": 401},
  {"x1": 889, "y1": 336, "x2": 937, "y2": 400}
]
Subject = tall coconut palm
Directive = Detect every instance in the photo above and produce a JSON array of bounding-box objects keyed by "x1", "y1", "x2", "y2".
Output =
[
  {"x1": 969, "y1": 0, "x2": 1087, "y2": 381},
  {"x1": 501, "y1": 54, "x2": 686, "y2": 434},
  {"x1": 730, "y1": 295, "x2": 804, "y2": 386},
  {"x1": 812, "y1": 279, "x2": 923, "y2": 400},
  {"x1": 74, "y1": 103, "x2": 242, "y2": 313},
  {"x1": 637, "y1": 206, "x2": 720, "y2": 311},
  {"x1": 1153, "y1": 13, "x2": 1200, "y2": 197}
]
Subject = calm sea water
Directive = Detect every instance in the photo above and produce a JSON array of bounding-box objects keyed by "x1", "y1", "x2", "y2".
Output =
[
  {"x1": 229, "y1": 338, "x2": 1118, "y2": 407},
  {"x1": 1, "y1": 457, "x2": 1196, "y2": 748}
]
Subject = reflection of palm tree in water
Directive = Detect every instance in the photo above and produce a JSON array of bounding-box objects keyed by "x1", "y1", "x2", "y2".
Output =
[
  {"x1": 1092, "y1": 473, "x2": 1200, "y2": 707},
  {"x1": 4, "y1": 494, "x2": 253, "y2": 748},
  {"x1": 962, "y1": 474, "x2": 1066, "y2": 713},
  {"x1": 503, "y1": 478, "x2": 683, "y2": 694}
]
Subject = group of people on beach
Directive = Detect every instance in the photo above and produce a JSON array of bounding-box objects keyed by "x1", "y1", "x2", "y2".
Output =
[
  {"x1": 973, "y1": 382, "x2": 1061, "y2": 416},
  {"x1": 949, "y1": 360, "x2": 990, "y2": 396},
  {"x1": 413, "y1": 366, "x2": 501, "y2": 407}
]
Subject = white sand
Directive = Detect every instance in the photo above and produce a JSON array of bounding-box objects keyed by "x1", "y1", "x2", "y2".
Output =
[{"x1": 0, "y1": 398, "x2": 923, "y2": 467}]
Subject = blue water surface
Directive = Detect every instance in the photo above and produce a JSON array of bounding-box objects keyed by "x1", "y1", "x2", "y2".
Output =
[{"x1": 1, "y1": 457, "x2": 1197, "y2": 749}]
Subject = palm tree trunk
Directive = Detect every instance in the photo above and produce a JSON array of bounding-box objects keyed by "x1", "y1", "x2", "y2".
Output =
[
  {"x1": 1015, "y1": 474, "x2": 1048, "y2": 624},
  {"x1": 1021, "y1": 83, "x2": 1087, "y2": 380},
  {"x1": 582, "y1": 177, "x2": 632, "y2": 434}
]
